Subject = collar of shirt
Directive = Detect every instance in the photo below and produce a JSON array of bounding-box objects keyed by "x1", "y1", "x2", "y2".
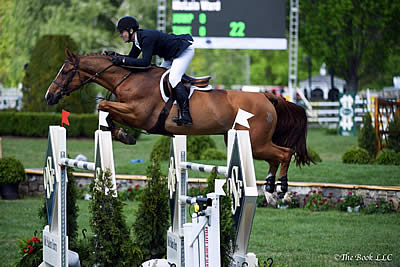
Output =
[{"x1": 134, "y1": 32, "x2": 141, "y2": 50}]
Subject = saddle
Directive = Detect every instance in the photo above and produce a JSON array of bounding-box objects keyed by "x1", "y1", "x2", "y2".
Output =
[{"x1": 163, "y1": 73, "x2": 211, "y2": 98}]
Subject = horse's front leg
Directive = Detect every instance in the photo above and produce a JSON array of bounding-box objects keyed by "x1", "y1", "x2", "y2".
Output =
[{"x1": 98, "y1": 100, "x2": 137, "y2": 145}]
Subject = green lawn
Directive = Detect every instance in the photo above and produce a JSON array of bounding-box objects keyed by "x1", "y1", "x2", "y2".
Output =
[
  {"x1": 2, "y1": 128, "x2": 400, "y2": 185},
  {"x1": 1, "y1": 197, "x2": 399, "y2": 266}
]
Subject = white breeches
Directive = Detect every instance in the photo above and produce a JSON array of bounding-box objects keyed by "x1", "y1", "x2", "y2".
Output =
[{"x1": 160, "y1": 45, "x2": 194, "y2": 87}]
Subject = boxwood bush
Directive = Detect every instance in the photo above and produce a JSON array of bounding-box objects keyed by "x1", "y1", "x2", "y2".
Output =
[
  {"x1": 151, "y1": 135, "x2": 217, "y2": 161},
  {"x1": 0, "y1": 157, "x2": 26, "y2": 184},
  {"x1": 375, "y1": 149, "x2": 400, "y2": 165},
  {"x1": 342, "y1": 147, "x2": 370, "y2": 164},
  {"x1": 200, "y1": 148, "x2": 226, "y2": 160}
]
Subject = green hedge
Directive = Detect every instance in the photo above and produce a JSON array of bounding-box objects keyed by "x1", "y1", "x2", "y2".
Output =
[
  {"x1": 0, "y1": 112, "x2": 141, "y2": 138},
  {"x1": 342, "y1": 147, "x2": 370, "y2": 164}
]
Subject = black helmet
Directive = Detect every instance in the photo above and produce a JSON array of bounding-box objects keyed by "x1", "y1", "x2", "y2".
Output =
[{"x1": 117, "y1": 16, "x2": 139, "y2": 32}]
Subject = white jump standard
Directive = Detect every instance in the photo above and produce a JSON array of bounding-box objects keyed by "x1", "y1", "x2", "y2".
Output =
[
  {"x1": 166, "y1": 129, "x2": 259, "y2": 267},
  {"x1": 41, "y1": 126, "x2": 116, "y2": 267}
]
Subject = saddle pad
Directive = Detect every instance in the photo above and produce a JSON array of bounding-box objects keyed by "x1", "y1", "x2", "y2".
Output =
[{"x1": 159, "y1": 69, "x2": 212, "y2": 104}]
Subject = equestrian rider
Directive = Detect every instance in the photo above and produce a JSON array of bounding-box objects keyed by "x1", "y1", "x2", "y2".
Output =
[{"x1": 109, "y1": 16, "x2": 194, "y2": 126}]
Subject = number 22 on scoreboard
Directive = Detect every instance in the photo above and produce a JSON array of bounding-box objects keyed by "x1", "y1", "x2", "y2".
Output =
[{"x1": 229, "y1": 21, "x2": 245, "y2": 37}]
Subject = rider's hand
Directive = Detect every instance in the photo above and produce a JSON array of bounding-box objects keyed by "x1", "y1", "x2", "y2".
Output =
[
  {"x1": 103, "y1": 50, "x2": 119, "y2": 56},
  {"x1": 111, "y1": 56, "x2": 124, "y2": 65}
]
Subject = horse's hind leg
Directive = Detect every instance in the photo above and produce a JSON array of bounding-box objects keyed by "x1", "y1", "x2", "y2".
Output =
[
  {"x1": 265, "y1": 160, "x2": 279, "y2": 193},
  {"x1": 254, "y1": 143, "x2": 293, "y2": 195}
]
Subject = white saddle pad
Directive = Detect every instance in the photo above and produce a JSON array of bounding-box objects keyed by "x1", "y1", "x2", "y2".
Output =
[{"x1": 159, "y1": 69, "x2": 212, "y2": 104}]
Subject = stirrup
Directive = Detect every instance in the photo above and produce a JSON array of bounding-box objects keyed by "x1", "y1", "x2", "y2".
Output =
[
  {"x1": 113, "y1": 128, "x2": 136, "y2": 145},
  {"x1": 265, "y1": 175, "x2": 276, "y2": 193},
  {"x1": 172, "y1": 110, "x2": 192, "y2": 126}
]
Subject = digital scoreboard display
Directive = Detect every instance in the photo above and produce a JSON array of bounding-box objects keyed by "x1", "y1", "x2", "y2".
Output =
[{"x1": 172, "y1": 0, "x2": 287, "y2": 50}]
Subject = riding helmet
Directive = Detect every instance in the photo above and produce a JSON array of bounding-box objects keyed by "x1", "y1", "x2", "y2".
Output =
[{"x1": 117, "y1": 16, "x2": 139, "y2": 32}]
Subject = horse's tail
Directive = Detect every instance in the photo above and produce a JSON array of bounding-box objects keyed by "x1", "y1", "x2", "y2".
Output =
[{"x1": 264, "y1": 93, "x2": 313, "y2": 166}]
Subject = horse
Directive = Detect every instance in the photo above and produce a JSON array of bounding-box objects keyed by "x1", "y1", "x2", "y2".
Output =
[{"x1": 45, "y1": 48, "x2": 313, "y2": 194}]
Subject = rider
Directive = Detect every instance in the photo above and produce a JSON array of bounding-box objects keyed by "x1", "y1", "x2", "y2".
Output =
[{"x1": 109, "y1": 16, "x2": 194, "y2": 126}]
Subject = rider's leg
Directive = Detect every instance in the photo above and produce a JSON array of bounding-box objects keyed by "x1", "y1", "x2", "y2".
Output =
[{"x1": 169, "y1": 45, "x2": 194, "y2": 126}]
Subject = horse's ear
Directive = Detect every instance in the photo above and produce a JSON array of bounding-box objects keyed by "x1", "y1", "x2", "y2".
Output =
[{"x1": 65, "y1": 48, "x2": 76, "y2": 60}]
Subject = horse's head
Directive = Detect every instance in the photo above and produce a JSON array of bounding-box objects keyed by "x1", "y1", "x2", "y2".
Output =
[{"x1": 45, "y1": 48, "x2": 85, "y2": 105}]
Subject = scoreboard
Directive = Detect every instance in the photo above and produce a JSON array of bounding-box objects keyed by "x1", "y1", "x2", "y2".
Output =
[{"x1": 172, "y1": 0, "x2": 287, "y2": 50}]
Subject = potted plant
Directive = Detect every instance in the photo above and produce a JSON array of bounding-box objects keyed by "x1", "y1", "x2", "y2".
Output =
[
  {"x1": 0, "y1": 157, "x2": 26, "y2": 200},
  {"x1": 338, "y1": 191, "x2": 363, "y2": 213}
]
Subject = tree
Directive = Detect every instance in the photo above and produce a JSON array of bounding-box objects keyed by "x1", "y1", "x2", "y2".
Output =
[
  {"x1": 0, "y1": 0, "x2": 120, "y2": 87},
  {"x1": 300, "y1": 0, "x2": 400, "y2": 93},
  {"x1": 22, "y1": 35, "x2": 96, "y2": 113}
]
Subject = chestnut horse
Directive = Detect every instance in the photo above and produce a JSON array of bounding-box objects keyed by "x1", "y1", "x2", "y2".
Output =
[{"x1": 45, "y1": 49, "x2": 312, "y2": 194}]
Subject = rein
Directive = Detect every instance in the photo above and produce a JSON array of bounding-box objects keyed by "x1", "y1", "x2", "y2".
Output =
[{"x1": 52, "y1": 57, "x2": 131, "y2": 99}]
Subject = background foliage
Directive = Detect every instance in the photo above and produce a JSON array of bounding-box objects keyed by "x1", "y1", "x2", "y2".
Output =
[
  {"x1": 22, "y1": 34, "x2": 97, "y2": 113},
  {"x1": 3, "y1": 0, "x2": 398, "y2": 95}
]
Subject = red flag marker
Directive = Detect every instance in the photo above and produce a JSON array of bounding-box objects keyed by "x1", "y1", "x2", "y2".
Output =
[{"x1": 61, "y1": 109, "x2": 70, "y2": 126}]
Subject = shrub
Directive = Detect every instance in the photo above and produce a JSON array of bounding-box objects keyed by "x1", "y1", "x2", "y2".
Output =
[
  {"x1": 307, "y1": 147, "x2": 322, "y2": 163},
  {"x1": 89, "y1": 169, "x2": 134, "y2": 266},
  {"x1": 337, "y1": 191, "x2": 363, "y2": 211},
  {"x1": 150, "y1": 136, "x2": 171, "y2": 161},
  {"x1": 0, "y1": 157, "x2": 26, "y2": 184},
  {"x1": 132, "y1": 153, "x2": 169, "y2": 262},
  {"x1": 387, "y1": 114, "x2": 400, "y2": 152},
  {"x1": 375, "y1": 149, "x2": 400, "y2": 165},
  {"x1": 358, "y1": 112, "x2": 377, "y2": 158},
  {"x1": 342, "y1": 147, "x2": 370, "y2": 164},
  {"x1": 304, "y1": 190, "x2": 334, "y2": 212},
  {"x1": 200, "y1": 148, "x2": 227, "y2": 160},
  {"x1": 364, "y1": 199, "x2": 394, "y2": 214},
  {"x1": 151, "y1": 135, "x2": 217, "y2": 161}
]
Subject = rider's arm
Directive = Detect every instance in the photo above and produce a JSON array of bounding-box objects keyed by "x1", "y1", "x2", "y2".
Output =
[{"x1": 123, "y1": 37, "x2": 154, "y2": 67}]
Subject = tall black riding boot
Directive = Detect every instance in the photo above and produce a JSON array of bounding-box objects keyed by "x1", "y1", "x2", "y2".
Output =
[{"x1": 173, "y1": 82, "x2": 192, "y2": 126}]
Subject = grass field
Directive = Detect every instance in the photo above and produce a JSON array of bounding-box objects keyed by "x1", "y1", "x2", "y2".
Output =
[
  {"x1": 2, "y1": 128, "x2": 400, "y2": 186},
  {"x1": 1, "y1": 197, "x2": 399, "y2": 266}
]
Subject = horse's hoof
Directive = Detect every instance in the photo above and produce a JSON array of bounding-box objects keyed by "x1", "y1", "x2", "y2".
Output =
[
  {"x1": 115, "y1": 128, "x2": 136, "y2": 145},
  {"x1": 265, "y1": 175, "x2": 276, "y2": 193}
]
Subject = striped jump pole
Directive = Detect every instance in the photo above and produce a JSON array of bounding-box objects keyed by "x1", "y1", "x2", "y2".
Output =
[{"x1": 41, "y1": 126, "x2": 116, "y2": 267}]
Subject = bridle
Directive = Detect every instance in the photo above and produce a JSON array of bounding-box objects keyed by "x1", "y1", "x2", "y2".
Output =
[{"x1": 52, "y1": 57, "x2": 132, "y2": 98}]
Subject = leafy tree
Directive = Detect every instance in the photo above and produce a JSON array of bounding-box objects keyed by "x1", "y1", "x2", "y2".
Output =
[
  {"x1": 0, "y1": 0, "x2": 119, "y2": 87},
  {"x1": 22, "y1": 35, "x2": 96, "y2": 113},
  {"x1": 300, "y1": 0, "x2": 400, "y2": 93}
]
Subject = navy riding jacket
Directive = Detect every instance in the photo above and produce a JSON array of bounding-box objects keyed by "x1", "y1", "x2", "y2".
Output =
[{"x1": 123, "y1": 29, "x2": 193, "y2": 67}]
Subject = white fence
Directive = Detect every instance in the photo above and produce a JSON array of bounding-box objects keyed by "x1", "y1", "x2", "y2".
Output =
[{"x1": 305, "y1": 96, "x2": 373, "y2": 125}]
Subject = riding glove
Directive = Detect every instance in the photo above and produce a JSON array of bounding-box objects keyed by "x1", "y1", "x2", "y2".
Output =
[{"x1": 111, "y1": 56, "x2": 125, "y2": 65}]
